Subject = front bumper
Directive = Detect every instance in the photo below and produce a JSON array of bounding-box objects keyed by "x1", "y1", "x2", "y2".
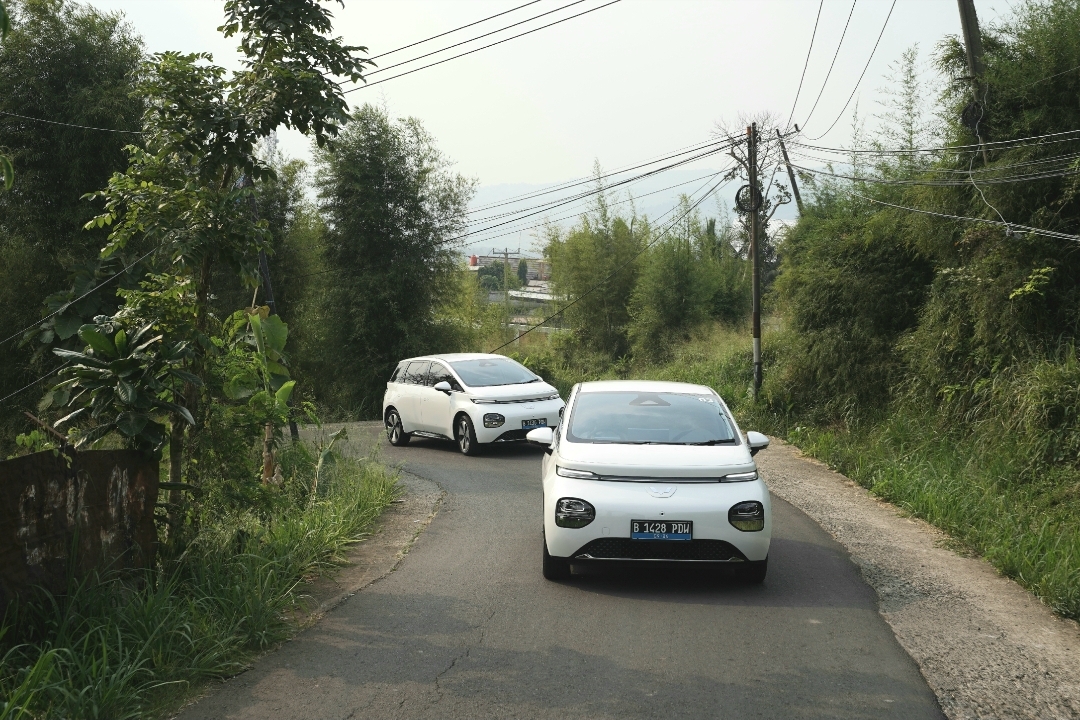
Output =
[
  {"x1": 471, "y1": 399, "x2": 564, "y2": 444},
  {"x1": 544, "y1": 476, "x2": 771, "y2": 562}
]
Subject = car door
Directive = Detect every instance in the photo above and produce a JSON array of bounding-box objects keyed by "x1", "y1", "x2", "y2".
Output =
[
  {"x1": 421, "y1": 362, "x2": 459, "y2": 436},
  {"x1": 397, "y1": 361, "x2": 429, "y2": 432}
]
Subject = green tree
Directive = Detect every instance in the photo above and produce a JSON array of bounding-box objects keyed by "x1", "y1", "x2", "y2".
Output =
[
  {"x1": 0, "y1": 0, "x2": 143, "y2": 450},
  {"x1": 309, "y1": 104, "x2": 475, "y2": 415},
  {"x1": 517, "y1": 258, "x2": 529, "y2": 285},
  {"x1": 546, "y1": 175, "x2": 645, "y2": 358}
]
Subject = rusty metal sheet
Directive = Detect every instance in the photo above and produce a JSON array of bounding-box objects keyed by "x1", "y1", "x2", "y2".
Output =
[{"x1": 0, "y1": 449, "x2": 158, "y2": 612}]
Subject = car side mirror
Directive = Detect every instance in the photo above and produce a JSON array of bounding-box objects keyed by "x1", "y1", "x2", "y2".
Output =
[
  {"x1": 746, "y1": 431, "x2": 770, "y2": 456},
  {"x1": 433, "y1": 381, "x2": 452, "y2": 394},
  {"x1": 526, "y1": 427, "x2": 554, "y2": 449}
]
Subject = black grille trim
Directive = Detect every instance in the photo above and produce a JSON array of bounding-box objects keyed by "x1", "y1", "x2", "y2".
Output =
[
  {"x1": 494, "y1": 429, "x2": 530, "y2": 442},
  {"x1": 572, "y1": 538, "x2": 748, "y2": 562}
]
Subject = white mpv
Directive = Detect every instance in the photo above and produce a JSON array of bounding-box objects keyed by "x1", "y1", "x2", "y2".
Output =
[
  {"x1": 530, "y1": 380, "x2": 771, "y2": 582},
  {"x1": 383, "y1": 353, "x2": 565, "y2": 455}
]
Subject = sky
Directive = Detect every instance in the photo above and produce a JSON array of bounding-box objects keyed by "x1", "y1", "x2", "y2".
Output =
[{"x1": 86, "y1": 0, "x2": 1015, "y2": 253}]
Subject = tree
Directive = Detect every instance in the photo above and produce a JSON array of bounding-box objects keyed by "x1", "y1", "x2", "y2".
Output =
[
  {"x1": 310, "y1": 104, "x2": 475, "y2": 414},
  {"x1": 0, "y1": 0, "x2": 143, "y2": 452},
  {"x1": 546, "y1": 172, "x2": 645, "y2": 359},
  {"x1": 517, "y1": 258, "x2": 529, "y2": 285}
]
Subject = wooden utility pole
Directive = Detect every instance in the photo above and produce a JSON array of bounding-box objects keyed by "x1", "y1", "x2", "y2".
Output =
[
  {"x1": 748, "y1": 123, "x2": 762, "y2": 398},
  {"x1": 776, "y1": 129, "x2": 803, "y2": 215},
  {"x1": 957, "y1": 0, "x2": 990, "y2": 164}
]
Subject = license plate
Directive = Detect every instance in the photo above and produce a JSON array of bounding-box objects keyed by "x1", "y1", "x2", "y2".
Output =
[
  {"x1": 522, "y1": 418, "x2": 547, "y2": 430},
  {"x1": 631, "y1": 520, "x2": 692, "y2": 541}
]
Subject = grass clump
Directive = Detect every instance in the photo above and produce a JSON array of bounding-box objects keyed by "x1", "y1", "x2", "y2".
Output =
[{"x1": 0, "y1": 436, "x2": 398, "y2": 720}]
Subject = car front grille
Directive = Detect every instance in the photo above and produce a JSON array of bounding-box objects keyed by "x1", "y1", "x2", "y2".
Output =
[
  {"x1": 494, "y1": 429, "x2": 530, "y2": 442},
  {"x1": 572, "y1": 538, "x2": 747, "y2": 562}
]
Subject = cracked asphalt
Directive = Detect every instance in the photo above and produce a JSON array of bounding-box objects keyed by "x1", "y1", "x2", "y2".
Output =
[{"x1": 177, "y1": 427, "x2": 944, "y2": 719}]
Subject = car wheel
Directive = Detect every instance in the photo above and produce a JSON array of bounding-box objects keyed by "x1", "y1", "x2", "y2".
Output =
[
  {"x1": 542, "y1": 532, "x2": 571, "y2": 581},
  {"x1": 385, "y1": 409, "x2": 410, "y2": 446},
  {"x1": 740, "y1": 557, "x2": 767, "y2": 584},
  {"x1": 455, "y1": 414, "x2": 480, "y2": 456}
]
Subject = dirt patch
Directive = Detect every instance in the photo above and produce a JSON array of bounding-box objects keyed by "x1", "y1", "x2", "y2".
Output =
[{"x1": 759, "y1": 438, "x2": 1080, "y2": 720}]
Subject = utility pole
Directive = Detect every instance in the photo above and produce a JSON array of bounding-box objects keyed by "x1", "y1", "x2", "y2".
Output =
[
  {"x1": 776, "y1": 128, "x2": 804, "y2": 215},
  {"x1": 957, "y1": 0, "x2": 990, "y2": 164},
  {"x1": 748, "y1": 123, "x2": 762, "y2": 398}
]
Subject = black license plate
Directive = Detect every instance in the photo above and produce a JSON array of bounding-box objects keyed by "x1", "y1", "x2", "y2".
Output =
[
  {"x1": 522, "y1": 418, "x2": 547, "y2": 430},
  {"x1": 631, "y1": 520, "x2": 692, "y2": 541}
]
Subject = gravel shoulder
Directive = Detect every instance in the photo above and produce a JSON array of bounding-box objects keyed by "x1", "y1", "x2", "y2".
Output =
[{"x1": 759, "y1": 438, "x2": 1080, "y2": 720}]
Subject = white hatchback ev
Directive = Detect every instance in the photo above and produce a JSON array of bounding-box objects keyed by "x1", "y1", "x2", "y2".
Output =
[
  {"x1": 529, "y1": 380, "x2": 771, "y2": 582},
  {"x1": 383, "y1": 353, "x2": 565, "y2": 455}
]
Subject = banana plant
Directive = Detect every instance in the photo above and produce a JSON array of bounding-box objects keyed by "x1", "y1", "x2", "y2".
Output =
[
  {"x1": 223, "y1": 307, "x2": 295, "y2": 482},
  {"x1": 39, "y1": 320, "x2": 199, "y2": 452}
]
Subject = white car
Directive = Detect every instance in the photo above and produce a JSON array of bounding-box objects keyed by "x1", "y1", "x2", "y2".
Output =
[
  {"x1": 530, "y1": 380, "x2": 771, "y2": 582},
  {"x1": 383, "y1": 353, "x2": 565, "y2": 456}
]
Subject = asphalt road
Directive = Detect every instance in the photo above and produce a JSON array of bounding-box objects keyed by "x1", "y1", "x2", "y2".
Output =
[{"x1": 180, "y1": 427, "x2": 945, "y2": 720}]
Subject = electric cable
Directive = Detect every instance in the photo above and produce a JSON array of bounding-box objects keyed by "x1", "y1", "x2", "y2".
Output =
[
  {"x1": 785, "y1": 0, "x2": 824, "y2": 131},
  {"x1": 788, "y1": 161, "x2": 1080, "y2": 186},
  {"x1": 486, "y1": 170, "x2": 736, "y2": 352},
  {"x1": 0, "y1": 362, "x2": 72, "y2": 408},
  {"x1": 786, "y1": 147, "x2": 1080, "y2": 175},
  {"x1": 344, "y1": 0, "x2": 622, "y2": 92},
  {"x1": 850, "y1": 190, "x2": 1080, "y2": 242},
  {"x1": 804, "y1": 0, "x2": 896, "y2": 141},
  {"x1": 366, "y1": 1, "x2": 587, "y2": 77},
  {"x1": 790, "y1": 127, "x2": 1080, "y2": 156},
  {"x1": 0, "y1": 246, "x2": 159, "y2": 351},
  {"x1": 800, "y1": 0, "x2": 858, "y2": 130},
  {"x1": 370, "y1": 0, "x2": 543, "y2": 60},
  {"x1": 0, "y1": 109, "x2": 143, "y2": 135}
]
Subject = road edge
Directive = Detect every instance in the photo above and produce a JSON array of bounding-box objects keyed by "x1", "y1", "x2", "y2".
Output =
[{"x1": 758, "y1": 437, "x2": 1080, "y2": 720}]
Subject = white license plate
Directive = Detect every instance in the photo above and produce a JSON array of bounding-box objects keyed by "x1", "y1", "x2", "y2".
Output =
[{"x1": 522, "y1": 418, "x2": 547, "y2": 430}]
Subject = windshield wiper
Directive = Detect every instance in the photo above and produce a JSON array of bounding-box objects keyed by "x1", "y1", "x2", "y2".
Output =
[{"x1": 687, "y1": 439, "x2": 736, "y2": 446}]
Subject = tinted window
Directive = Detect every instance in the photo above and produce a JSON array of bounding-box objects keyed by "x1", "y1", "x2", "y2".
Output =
[
  {"x1": 566, "y1": 391, "x2": 737, "y2": 445},
  {"x1": 390, "y1": 363, "x2": 408, "y2": 382},
  {"x1": 403, "y1": 361, "x2": 430, "y2": 385},
  {"x1": 450, "y1": 358, "x2": 539, "y2": 388},
  {"x1": 430, "y1": 363, "x2": 462, "y2": 391}
]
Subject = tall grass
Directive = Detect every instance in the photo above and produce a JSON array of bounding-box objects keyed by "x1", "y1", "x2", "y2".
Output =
[{"x1": 0, "y1": 445, "x2": 398, "y2": 719}]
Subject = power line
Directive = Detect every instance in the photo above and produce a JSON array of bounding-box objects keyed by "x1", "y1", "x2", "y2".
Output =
[
  {"x1": 800, "y1": 0, "x2": 858, "y2": 130},
  {"x1": 788, "y1": 146, "x2": 1080, "y2": 176},
  {"x1": 850, "y1": 190, "x2": 1080, "y2": 242},
  {"x1": 0, "y1": 362, "x2": 71, "y2": 408},
  {"x1": 804, "y1": 0, "x2": 896, "y2": 142},
  {"x1": 1012, "y1": 62, "x2": 1080, "y2": 92},
  {"x1": 0, "y1": 246, "x2": 158, "y2": 351},
  {"x1": 785, "y1": 0, "x2": 824, "y2": 131},
  {"x1": 0, "y1": 109, "x2": 142, "y2": 135},
  {"x1": 487, "y1": 170, "x2": 736, "y2": 353},
  {"x1": 790, "y1": 128, "x2": 1080, "y2": 156},
  {"x1": 789, "y1": 161, "x2": 1080, "y2": 186},
  {"x1": 344, "y1": 0, "x2": 622, "y2": 93},
  {"x1": 370, "y1": 0, "x2": 543, "y2": 60},
  {"x1": 366, "y1": 1, "x2": 587, "y2": 77}
]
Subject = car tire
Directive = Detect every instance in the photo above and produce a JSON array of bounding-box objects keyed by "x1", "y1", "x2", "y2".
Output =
[
  {"x1": 455, "y1": 414, "x2": 480, "y2": 456},
  {"x1": 542, "y1": 532, "x2": 571, "y2": 581},
  {"x1": 740, "y1": 557, "x2": 767, "y2": 584},
  {"x1": 385, "y1": 408, "x2": 411, "y2": 446}
]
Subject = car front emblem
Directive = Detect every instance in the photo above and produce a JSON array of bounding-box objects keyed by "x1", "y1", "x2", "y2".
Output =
[{"x1": 647, "y1": 485, "x2": 676, "y2": 498}]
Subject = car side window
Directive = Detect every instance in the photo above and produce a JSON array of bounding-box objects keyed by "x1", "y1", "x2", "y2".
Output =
[
  {"x1": 390, "y1": 362, "x2": 407, "y2": 383},
  {"x1": 403, "y1": 361, "x2": 430, "y2": 385},
  {"x1": 429, "y1": 363, "x2": 462, "y2": 391}
]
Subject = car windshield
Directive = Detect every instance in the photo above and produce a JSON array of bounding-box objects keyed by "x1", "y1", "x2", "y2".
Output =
[
  {"x1": 449, "y1": 358, "x2": 539, "y2": 388},
  {"x1": 566, "y1": 391, "x2": 738, "y2": 445}
]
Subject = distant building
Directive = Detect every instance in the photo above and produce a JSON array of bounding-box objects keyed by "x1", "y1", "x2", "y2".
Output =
[{"x1": 468, "y1": 253, "x2": 550, "y2": 281}]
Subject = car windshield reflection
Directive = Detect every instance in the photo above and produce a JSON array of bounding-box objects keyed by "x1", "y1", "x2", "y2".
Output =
[
  {"x1": 450, "y1": 358, "x2": 540, "y2": 388},
  {"x1": 566, "y1": 391, "x2": 738, "y2": 445}
]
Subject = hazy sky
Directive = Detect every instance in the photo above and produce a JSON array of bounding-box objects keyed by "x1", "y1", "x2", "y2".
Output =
[{"x1": 83, "y1": 0, "x2": 1013, "y2": 253}]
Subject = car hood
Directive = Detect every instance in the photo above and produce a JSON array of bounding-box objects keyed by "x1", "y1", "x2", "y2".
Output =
[
  {"x1": 465, "y1": 381, "x2": 560, "y2": 402},
  {"x1": 557, "y1": 441, "x2": 755, "y2": 477}
]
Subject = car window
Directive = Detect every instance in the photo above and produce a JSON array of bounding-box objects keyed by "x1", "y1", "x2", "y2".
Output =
[
  {"x1": 566, "y1": 391, "x2": 738, "y2": 445},
  {"x1": 402, "y1": 361, "x2": 430, "y2": 385},
  {"x1": 449, "y1": 357, "x2": 539, "y2": 387},
  {"x1": 429, "y1": 363, "x2": 463, "y2": 391},
  {"x1": 389, "y1": 362, "x2": 408, "y2": 383}
]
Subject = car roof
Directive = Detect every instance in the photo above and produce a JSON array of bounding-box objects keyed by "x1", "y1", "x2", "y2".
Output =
[
  {"x1": 399, "y1": 353, "x2": 509, "y2": 364},
  {"x1": 577, "y1": 379, "x2": 717, "y2": 396}
]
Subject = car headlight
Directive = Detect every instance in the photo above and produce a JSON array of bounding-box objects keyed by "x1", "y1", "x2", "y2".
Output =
[
  {"x1": 471, "y1": 398, "x2": 497, "y2": 404},
  {"x1": 483, "y1": 413, "x2": 505, "y2": 428},
  {"x1": 556, "y1": 466, "x2": 598, "y2": 479},
  {"x1": 555, "y1": 497, "x2": 595, "y2": 528},
  {"x1": 720, "y1": 471, "x2": 758, "y2": 483},
  {"x1": 728, "y1": 501, "x2": 765, "y2": 532},
  {"x1": 543, "y1": 393, "x2": 560, "y2": 401}
]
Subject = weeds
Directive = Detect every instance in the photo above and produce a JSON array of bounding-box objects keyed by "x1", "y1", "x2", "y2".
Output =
[{"x1": 0, "y1": 441, "x2": 398, "y2": 719}]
